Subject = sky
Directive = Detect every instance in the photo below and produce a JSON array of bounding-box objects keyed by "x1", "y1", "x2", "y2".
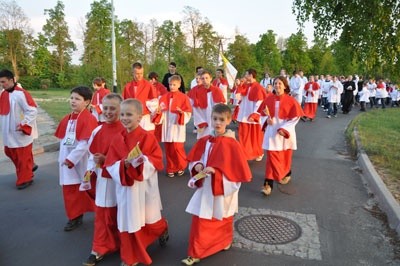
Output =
[{"x1": 17, "y1": 0, "x2": 315, "y2": 64}]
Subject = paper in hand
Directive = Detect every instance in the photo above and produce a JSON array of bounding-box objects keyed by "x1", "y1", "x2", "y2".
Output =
[{"x1": 127, "y1": 143, "x2": 142, "y2": 160}]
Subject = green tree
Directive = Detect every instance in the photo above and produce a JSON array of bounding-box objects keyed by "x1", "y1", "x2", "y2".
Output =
[
  {"x1": 0, "y1": 0, "x2": 32, "y2": 78},
  {"x1": 43, "y1": 1, "x2": 75, "y2": 73},
  {"x1": 116, "y1": 19, "x2": 145, "y2": 87},
  {"x1": 30, "y1": 33, "x2": 53, "y2": 79},
  {"x1": 196, "y1": 21, "x2": 220, "y2": 69},
  {"x1": 293, "y1": 0, "x2": 400, "y2": 76},
  {"x1": 254, "y1": 30, "x2": 282, "y2": 76},
  {"x1": 307, "y1": 36, "x2": 329, "y2": 74},
  {"x1": 282, "y1": 31, "x2": 312, "y2": 74},
  {"x1": 227, "y1": 34, "x2": 260, "y2": 78},
  {"x1": 82, "y1": 0, "x2": 112, "y2": 80},
  {"x1": 154, "y1": 20, "x2": 186, "y2": 63},
  {"x1": 331, "y1": 39, "x2": 360, "y2": 75}
]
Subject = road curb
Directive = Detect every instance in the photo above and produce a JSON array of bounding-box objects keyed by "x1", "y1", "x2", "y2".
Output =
[{"x1": 354, "y1": 127, "x2": 400, "y2": 235}]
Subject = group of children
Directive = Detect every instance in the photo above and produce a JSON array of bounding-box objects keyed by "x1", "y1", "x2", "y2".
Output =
[{"x1": 52, "y1": 64, "x2": 254, "y2": 266}]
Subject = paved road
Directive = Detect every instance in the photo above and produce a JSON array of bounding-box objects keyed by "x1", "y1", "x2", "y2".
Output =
[{"x1": 0, "y1": 109, "x2": 398, "y2": 266}]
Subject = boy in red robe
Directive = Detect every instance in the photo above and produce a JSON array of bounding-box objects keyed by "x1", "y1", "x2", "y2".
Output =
[
  {"x1": 91, "y1": 77, "x2": 110, "y2": 124},
  {"x1": 236, "y1": 68, "x2": 267, "y2": 161},
  {"x1": 0, "y1": 69, "x2": 38, "y2": 189},
  {"x1": 54, "y1": 86, "x2": 98, "y2": 231},
  {"x1": 182, "y1": 104, "x2": 252, "y2": 265},
  {"x1": 148, "y1": 71, "x2": 168, "y2": 142},
  {"x1": 105, "y1": 99, "x2": 169, "y2": 266},
  {"x1": 122, "y1": 62, "x2": 158, "y2": 132},
  {"x1": 82, "y1": 93, "x2": 125, "y2": 266},
  {"x1": 187, "y1": 70, "x2": 225, "y2": 139},
  {"x1": 152, "y1": 75, "x2": 192, "y2": 177}
]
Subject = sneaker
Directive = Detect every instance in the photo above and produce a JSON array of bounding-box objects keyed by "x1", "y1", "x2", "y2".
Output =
[
  {"x1": 17, "y1": 180, "x2": 34, "y2": 190},
  {"x1": 326, "y1": 115, "x2": 331, "y2": 118},
  {"x1": 255, "y1": 154, "x2": 264, "y2": 162},
  {"x1": 82, "y1": 254, "x2": 104, "y2": 266},
  {"x1": 167, "y1": 172, "x2": 175, "y2": 178},
  {"x1": 333, "y1": 115, "x2": 337, "y2": 118},
  {"x1": 177, "y1": 170, "x2": 185, "y2": 176},
  {"x1": 300, "y1": 116, "x2": 307, "y2": 122},
  {"x1": 279, "y1": 175, "x2": 291, "y2": 185},
  {"x1": 64, "y1": 215, "x2": 83, "y2": 231},
  {"x1": 159, "y1": 228, "x2": 169, "y2": 247},
  {"x1": 181, "y1": 256, "x2": 200, "y2": 265},
  {"x1": 261, "y1": 184, "x2": 272, "y2": 196},
  {"x1": 32, "y1": 163, "x2": 39, "y2": 172}
]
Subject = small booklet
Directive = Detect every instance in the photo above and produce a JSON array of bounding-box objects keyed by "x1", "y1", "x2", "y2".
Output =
[
  {"x1": 192, "y1": 171, "x2": 207, "y2": 181},
  {"x1": 127, "y1": 143, "x2": 142, "y2": 160}
]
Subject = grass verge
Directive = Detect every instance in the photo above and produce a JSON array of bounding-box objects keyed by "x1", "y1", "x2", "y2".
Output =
[
  {"x1": 346, "y1": 108, "x2": 400, "y2": 202},
  {"x1": 29, "y1": 89, "x2": 71, "y2": 123}
]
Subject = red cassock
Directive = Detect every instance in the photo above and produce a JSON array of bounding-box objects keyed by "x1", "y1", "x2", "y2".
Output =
[
  {"x1": 55, "y1": 109, "x2": 98, "y2": 219},
  {"x1": 122, "y1": 79, "x2": 157, "y2": 115},
  {"x1": 154, "y1": 91, "x2": 192, "y2": 173},
  {"x1": 91, "y1": 87, "x2": 110, "y2": 114},
  {"x1": 238, "y1": 82, "x2": 267, "y2": 160},
  {"x1": 0, "y1": 86, "x2": 37, "y2": 185},
  {"x1": 186, "y1": 135, "x2": 252, "y2": 259},
  {"x1": 258, "y1": 94, "x2": 303, "y2": 181},
  {"x1": 187, "y1": 84, "x2": 226, "y2": 108},
  {"x1": 89, "y1": 121, "x2": 125, "y2": 255},
  {"x1": 153, "y1": 82, "x2": 168, "y2": 142},
  {"x1": 105, "y1": 126, "x2": 167, "y2": 265},
  {"x1": 303, "y1": 81, "x2": 320, "y2": 119}
]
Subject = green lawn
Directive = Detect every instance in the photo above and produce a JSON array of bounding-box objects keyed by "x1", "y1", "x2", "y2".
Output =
[
  {"x1": 29, "y1": 89, "x2": 71, "y2": 122},
  {"x1": 347, "y1": 108, "x2": 400, "y2": 196}
]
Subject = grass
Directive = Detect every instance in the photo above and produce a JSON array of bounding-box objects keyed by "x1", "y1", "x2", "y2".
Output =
[
  {"x1": 29, "y1": 89, "x2": 71, "y2": 122},
  {"x1": 346, "y1": 108, "x2": 400, "y2": 200}
]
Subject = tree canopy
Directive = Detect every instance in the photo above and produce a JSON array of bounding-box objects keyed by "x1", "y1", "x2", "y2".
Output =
[{"x1": 0, "y1": 0, "x2": 398, "y2": 91}]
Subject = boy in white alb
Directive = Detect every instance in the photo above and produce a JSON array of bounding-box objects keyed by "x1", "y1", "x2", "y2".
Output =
[{"x1": 0, "y1": 69, "x2": 38, "y2": 189}]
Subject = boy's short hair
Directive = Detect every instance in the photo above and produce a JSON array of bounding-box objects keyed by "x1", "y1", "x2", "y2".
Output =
[
  {"x1": 212, "y1": 103, "x2": 232, "y2": 119},
  {"x1": 0, "y1": 69, "x2": 15, "y2": 80},
  {"x1": 201, "y1": 70, "x2": 212, "y2": 77},
  {"x1": 247, "y1": 68, "x2": 257, "y2": 79},
  {"x1": 132, "y1": 62, "x2": 143, "y2": 69},
  {"x1": 169, "y1": 74, "x2": 181, "y2": 83},
  {"x1": 148, "y1": 71, "x2": 159, "y2": 80},
  {"x1": 92, "y1": 77, "x2": 103, "y2": 86},
  {"x1": 104, "y1": 92, "x2": 123, "y2": 103},
  {"x1": 70, "y1": 86, "x2": 92, "y2": 101},
  {"x1": 121, "y1": 98, "x2": 143, "y2": 114}
]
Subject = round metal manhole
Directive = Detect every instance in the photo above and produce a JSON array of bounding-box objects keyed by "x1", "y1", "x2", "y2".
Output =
[{"x1": 235, "y1": 214, "x2": 302, "y2": 244}]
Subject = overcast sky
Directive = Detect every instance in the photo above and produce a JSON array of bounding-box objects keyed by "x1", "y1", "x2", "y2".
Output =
[{"x1": 17, "y1": 0, "x2": 315, "y2": 63}]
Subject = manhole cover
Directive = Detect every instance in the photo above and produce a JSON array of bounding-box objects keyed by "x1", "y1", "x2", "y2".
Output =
[{"x1": 235, "y1": 214, "x2": 302, "y2": 244}]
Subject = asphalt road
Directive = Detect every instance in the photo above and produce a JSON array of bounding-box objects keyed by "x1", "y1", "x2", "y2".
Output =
[{"x1": 0, "y1": 108, "x2": 398, "y2": 266}]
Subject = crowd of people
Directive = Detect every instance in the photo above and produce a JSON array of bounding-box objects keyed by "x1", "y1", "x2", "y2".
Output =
[{"x1": 1, "y1": 63, "x2": 398, "y2": 265}]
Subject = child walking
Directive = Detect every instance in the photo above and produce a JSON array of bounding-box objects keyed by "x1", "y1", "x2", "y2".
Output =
[
  {"x1": 91, "y1": 77, "x2": 110, "y2": 124},
  {"x1": 82, "y1": 93, "x2": 125, "y2": 266},
  {"x1": 54, "y1": 86, "x2": 98, "y2": 231},
  {"x1": 153, "y1": 75, "x2": 192, "y2": 177},
  {"x1": 105, "y1": 99, "x2": 169, "y2": 266},
  {"x1": 182, "y1": 104, "x2": 252, "y2": 265}
]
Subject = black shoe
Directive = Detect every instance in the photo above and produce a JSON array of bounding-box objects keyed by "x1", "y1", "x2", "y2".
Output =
[
  {"x1": 17, "y1": 180, "x2": 34, "y2": 190},
  {"x1": 159, "y1": 228, "x2": 169, "y2": 247},
  {"x1": 64, "y1": 215, "x2": 83, "y2": 231},
  {"x1": 82, "y1": 254, "x2": 104, "y2": 266},
  {"x1": 32, "y1": 164, "x2": 38, "y2": 172}
]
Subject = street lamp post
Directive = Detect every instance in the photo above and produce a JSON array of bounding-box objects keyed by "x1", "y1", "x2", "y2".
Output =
[{"x1": 111, "y1": 0, "x2": 117, "y2": 92}]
